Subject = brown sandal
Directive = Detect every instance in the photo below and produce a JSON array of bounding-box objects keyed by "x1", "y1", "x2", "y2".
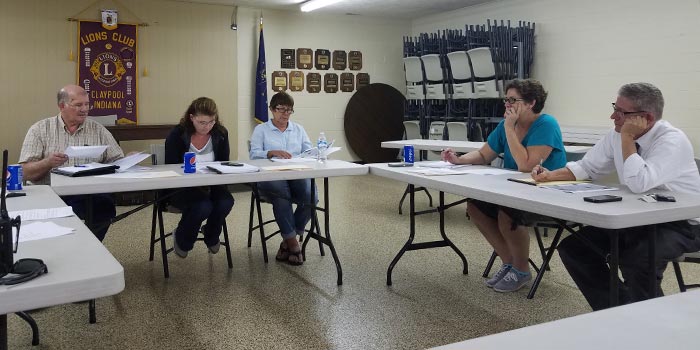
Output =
[
  {"x1": 275, "y1": 242, "x2": 290, "y2": 261},
  {"x1": 286, "y1": 249, "x2": 304, "y2": 266}
]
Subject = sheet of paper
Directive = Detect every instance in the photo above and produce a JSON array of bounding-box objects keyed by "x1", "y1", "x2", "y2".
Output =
[
  {"x1": 541, "y1": 183, "x2": 618, "y2": 193},
  {"x1": 207, "y1": 163, "x2": 260, "y2": 174},
  {"x1": 299, "y1": 142, "x2": 341, "y2": 159},
  {"x1": 8, "y1": 206, "x2": 75, "y2": 221},
  {"x1": 417, "y1": 161, "x2": 471, "y2": 169},
  {"x1": 111, "y1": 152, "x2": 151, "y2": 172},
  {"x1": 64, "y1": 145, "x2": 108, "y2": 158},
  {"x1": 460, "y1": 168, "x2": 522, "y2": 175},
  {"x1": 15, "y1": 221, "x2": 75, "y2": 243},
  {"x1": 98, "y1": 170, "x2": 181, "y2": 179},
  {"x1": 260, "y1": 164, "x2": 312, "y2": 171},
  {"x1": 271, "y1": 158, "x2": 318, "y2": 163},
  {"x1": 406, "y1": 168, "x2": 475, "y2": 176}
]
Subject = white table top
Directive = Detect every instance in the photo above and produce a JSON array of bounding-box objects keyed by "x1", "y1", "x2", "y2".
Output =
[
  {"x1": 51, "y1": 159, "x2": 369, "y2": 196},
  {"x1": 381, "y1": 139, "x2": 591, "y2": 154},
  {"x1": 431, "y1": 289, "x2": 700, "y2": 350},
  {"x1": 368, "y1": 163, "x2": 700, "y2": 229},
  {"x1": 0, "y1": 186, "x2": 124, "y2": 314}
]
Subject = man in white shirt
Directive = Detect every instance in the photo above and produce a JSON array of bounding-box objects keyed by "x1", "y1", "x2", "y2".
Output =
[{"x1": 532, "y1": 82, "x2": 700, "y2": 310}]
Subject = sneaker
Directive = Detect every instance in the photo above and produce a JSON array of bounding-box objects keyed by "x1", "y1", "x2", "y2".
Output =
[
  {"x1": 485, "y1": 264, "x2": 512, "y2": 288},
  {"x1": 493, "y1": 270, "x2": 532, "y2": 293},
  {"x1": 208, "y1": 242, "x2": 221, "y2": 254},
  {"x1": 172, "y1": 230, "x2": 188, "y2": 258}
]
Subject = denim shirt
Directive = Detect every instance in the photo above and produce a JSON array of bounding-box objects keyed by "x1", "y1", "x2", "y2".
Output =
[{"x1": 249, "y1": 119, "x2": 312, "y2": 159}]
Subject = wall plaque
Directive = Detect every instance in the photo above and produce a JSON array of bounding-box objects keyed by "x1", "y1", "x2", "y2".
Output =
[
  {"x1": 289, "y1": 71, "x2": 304, "y2": 92},
  {"x1": 296, "y1": 48, "x2": 313, "y2": 69},
  {"x1": 340, "y1": 72, "x2": 354, "y2": 92},
  {"x1": 307, "y1": 72, "x2": 321, "y2": 93},
  {"x1": 348, "y1": 50, "x2": 362, "y2": 70},
  {"x1": 324, "y1": 73, "x2": 338, "y2": 93},
  {"x1": 356, "y1": 73, "x2": 370, "y2": 90},
  {"x1": 315, "y1": 49, "x2": 331, "y2": 70},
  {"x1": 332, "y1": 50, "x2": 347, "y2": 70},
  {"x1": 281, "y1": 49, "x2": 295, "y2": 69},
  {"x1": 271, "y1": 71, "x2": 287, "y2": 92}
]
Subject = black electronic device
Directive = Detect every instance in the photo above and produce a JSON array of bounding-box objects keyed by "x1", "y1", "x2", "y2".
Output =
[
  {"x1": 388, "y1": 162, "x2": 414, "y2": 167},
  {"x1": 1, "y1": 150, "x2": 22, "y2": 277},
  {"x1": 654, "y1": 194, "x2": 676, "y2": 202},
  {"x1": 583, "y1": 194, "x2": 622, "y2": 203},
  {"x1": 222, "y1": 162, "x2": 244, "y2": 167}
]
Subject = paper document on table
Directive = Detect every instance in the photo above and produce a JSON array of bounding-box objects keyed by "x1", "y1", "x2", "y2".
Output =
[
  {"x1": 508, "y1": 177, "x2": 592, "y2": 186},
  {"x1": 541, "y1": 183, "x2": 618, "y2": 193},
  {"x1": 98, "y1": 170, "x2": 181, "y2": 179},
  {"x1": 299, "y1": 140, "x2": 340, "y2": 159},
  {"x1": 261, "y1": 164, "x2": 312, "y2": 171},
  {"x1": 407, "y1": 168, "x2": 475, "y2": 176},
  {"x1": 111, "y1": 152, "x2": 151, "y2": 172},
  {"x1": 417, "y1": 161, "x2": 471, "y2": 169},
  {"x1": 64, "y1": 145, "x2": 108, "y2": 158},
  {"x1": 462, "y1": 168, "x2": 521, "y2": 175},
  {"x1": 207, "y1": 163, "x2": 260, "y2": 174},
  {"x1": 271, "y1": 157, "x2": 318, "y2": 163},
  {"x1": 8, "y1": 206, "x2": 75, "y2": 221},
  {"x1": 15, "y1": 221, "x2": 75, "y2": 243}
]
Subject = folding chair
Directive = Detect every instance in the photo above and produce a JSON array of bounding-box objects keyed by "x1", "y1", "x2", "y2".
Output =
[
  {"x1": 147, "y1": 144, "x2": 233, "y2": 278},
  {"x1": 671, "y1": 158, "x2": 700, "y2": 292}
]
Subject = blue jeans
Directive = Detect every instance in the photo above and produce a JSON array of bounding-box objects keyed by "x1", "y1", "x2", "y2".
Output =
[
  {"x1": 257, "y1": 179, "x2": 317, "y2": 240},
  {"x1": 170, "y1": 185, "x2": 234, "y2": 251},
  {"x1": 61, "y1": 194, "x2": 116, "y2": 241}
]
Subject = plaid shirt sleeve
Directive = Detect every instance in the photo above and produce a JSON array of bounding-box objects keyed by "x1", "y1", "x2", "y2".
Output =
[{"x1": 18, "y1": 121, "x2": 47, "y2": 163}]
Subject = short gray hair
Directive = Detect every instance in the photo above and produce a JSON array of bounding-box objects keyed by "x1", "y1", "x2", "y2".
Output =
[
  {"x1": 618, "y1": 83, "x2": 664, "y2": 120},
  {"x1": 57, "y1": 89, "x2": 70, "y2": 105}
]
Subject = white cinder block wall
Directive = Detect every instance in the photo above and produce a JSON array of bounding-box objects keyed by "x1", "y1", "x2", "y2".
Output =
[
  {"x1": 412, "y1": 0, "x2": 700, "y2": 153},
  {"x1": 236, "y1": 7, "x2": 410, "y2": 161}
]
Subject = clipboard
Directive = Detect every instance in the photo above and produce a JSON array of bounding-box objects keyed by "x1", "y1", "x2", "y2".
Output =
[{"x1": 51, "y1": 163, "x2": 119, "y2": 177}]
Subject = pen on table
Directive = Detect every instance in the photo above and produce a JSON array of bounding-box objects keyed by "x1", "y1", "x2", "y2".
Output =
[
  {"x1": 75, "y1": 164, "x2": 87, "y2": 167},
  {"x1": 536, "y1": 158, "x2": 544, "y2": 175}
]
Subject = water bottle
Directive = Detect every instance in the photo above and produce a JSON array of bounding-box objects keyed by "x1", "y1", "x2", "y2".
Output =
[{"x1": 317, "y1": 132, "x2": 328, "y2": 163}]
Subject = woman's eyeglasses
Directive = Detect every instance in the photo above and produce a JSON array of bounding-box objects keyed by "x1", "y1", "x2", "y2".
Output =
[
  {"x1": 0, "y1": 258, "x2": 48, "y2": 285},
  {"x1": 274, "y1": 107, "x2": 294, "y2": 114},
  {"x1": 194, "y1": 120, "x2": 216, "y2": 127},
  {"x1": 502, "y1": 97, "x2": 525, "y2": 104}
]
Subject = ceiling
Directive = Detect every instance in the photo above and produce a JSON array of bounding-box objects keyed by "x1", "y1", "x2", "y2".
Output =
[{"x1": 166, "y1": 0, "x2": 495, "y2": 19}]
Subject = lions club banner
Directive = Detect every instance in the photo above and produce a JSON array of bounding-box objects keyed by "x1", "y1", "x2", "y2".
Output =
[{"x1": 78, "y1": 21, "x2": 137, "y2": 124}]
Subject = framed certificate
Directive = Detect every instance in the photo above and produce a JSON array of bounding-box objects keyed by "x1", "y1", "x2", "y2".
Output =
[
  {"x1": 324, "y1": 73, "x2": 338, "y2": 93},
  {"x1": 289, "y1": 70, "x2": 304, "y2": 91},
  {"x1": 307, "y1": 72, "x2": 321, "y2": 93},
  {"x1": 271, "y1": 71, "x2": 287, "y2": 92},
  {"x1": 315, "y1": 49, "x2": 330, "y2": 70},
  {"x1": 340, "y1": 72, "x2": 354, "y2": 92},
  {"x1": 281, "y1": 49, "x2": 295, "y2": 69},
  {"x1": 296, "y1": 48, "x2": 313, "y2": 69},
  {"x1": 356, "y1": 73, "x2": 370, "y2": 90},
  {"x1": 348, "y1": 50, "x2": 362, "y2": 70},
  {"x1": 332, "y1": 50, "x2": 347, "y2": 70}
]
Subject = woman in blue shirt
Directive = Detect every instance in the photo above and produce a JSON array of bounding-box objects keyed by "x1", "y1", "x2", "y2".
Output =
[
  {"x1": 441, "y1": 79, "x2": 566, "y2": 293},
  {"x1": 249, "y1": 92, "x2": 315, "y2": 266}
]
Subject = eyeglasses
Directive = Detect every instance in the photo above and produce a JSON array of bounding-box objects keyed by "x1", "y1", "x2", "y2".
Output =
[
  {"x1": 0, "y1": 258, "x2": 48, "y2": 285},
  {"x1": 67, "y1": 102, "x2": 93, "y2": 110},
  {"x1": 611, "y1": 103, "x2": 645, "y2": 117},
  {"x1": 194, "y1": 120, "x2": 216, "y2": 127},
  {"x1": 274, "y1": 107, "x2": 294, "y2": 114},
  {"x1": 502, "y1": 97, "x2": 525, "y2": 104}
]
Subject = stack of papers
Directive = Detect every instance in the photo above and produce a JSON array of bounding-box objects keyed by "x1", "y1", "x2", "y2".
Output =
[
  {"x1": 260, "y1": 164, "x2": 312, "y2": 171},
  {"x1": 207, "y1": 163, "x2": 260, "y2": 174},
  {"x1": 298, "y1": 141, "x2": 341, "y2": 159},
  {"x1": 417, "y1": 161, "x2": 471, "y2": 169},
  {"x1": 64, "y1": 145, "x2": 108, "y2": 158},
  {"x1": 15, "y1": 221, "x2": 75, "y2": 243},
  {"x1": 271, "y1": 158, "x2": 318, "y2": 163},
  {"x1": 541, "y1": 183, "x2": 618, "y2": 193},
  {"x1": 111, "y1": 152, "x2": 152, "y2": 172},
  {"x1": 8, "y1": 206, "x2": 75, "y2": 221}
]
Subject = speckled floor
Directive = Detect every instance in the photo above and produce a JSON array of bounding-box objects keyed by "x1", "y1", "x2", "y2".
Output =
[{"x1": 7, "y1": 174, "x2": 700, "y2": 349}]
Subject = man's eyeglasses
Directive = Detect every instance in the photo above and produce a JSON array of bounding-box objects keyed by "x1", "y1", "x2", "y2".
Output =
[
  {"x1": 502, "y1": 97, "x2": 525, "y2": 104},
  {"x1": 67, "y1": 102, "x2": 93, "y2": 110},
  {"x1": 0, "y1": 258, "x2": 48, "y2": 285},
  {"x1": 612, "y1": 103, "x2": 645, "y2": 117},
  {"x1": 194, "y1": 120, "x2": 216, "y2": 127},
  {"x1": 274, "y1": 107, "x2": 294, "y2": 114}
]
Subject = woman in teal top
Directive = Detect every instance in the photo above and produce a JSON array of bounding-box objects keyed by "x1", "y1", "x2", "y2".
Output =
[{"x1": 441, "y1": 79, "x2": 566, "y2": 293}]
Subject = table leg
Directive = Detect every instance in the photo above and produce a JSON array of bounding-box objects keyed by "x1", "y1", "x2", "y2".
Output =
[
  {"x1": 609, "y1": 230, "x2": 620, "y2": 307},
  {"x1": 438, "y1": 192, "x2": 468, "y2": 275},
  {"x1": 648, "y1": 226, "x2": 657, "y2": 298},
  {"x1": 1, "y1": 314, "x2": 7, "y2": 350},
  {"x1": 301, "y1": 178, "x2": 343, "y2": 285},
  {"x1": 387, "y1": 184, "x2": 416, "y2": 286}
]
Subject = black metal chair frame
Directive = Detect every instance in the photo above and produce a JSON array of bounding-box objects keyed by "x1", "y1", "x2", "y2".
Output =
[
  {"x1": 672, "y1": 255, "x2": 700, "y2": 292},
  {"x1": 148, "y1": 191, "x2": 233, "y2": 278}
]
